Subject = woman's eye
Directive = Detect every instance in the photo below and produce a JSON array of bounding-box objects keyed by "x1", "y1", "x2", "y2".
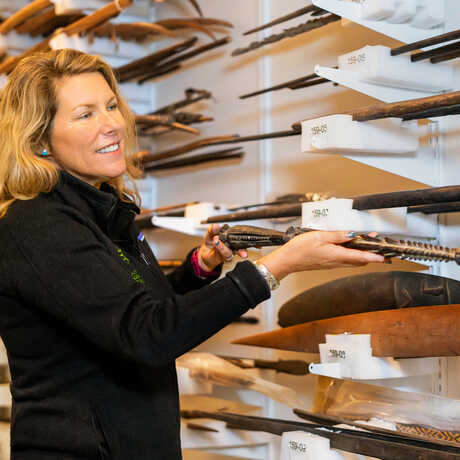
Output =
[
  {"x1": 108, "y1": 103, "x2": 118, "y2": 111},
  {"x1": 79, "y1": 112, "x2": 91, "y2": 120}
]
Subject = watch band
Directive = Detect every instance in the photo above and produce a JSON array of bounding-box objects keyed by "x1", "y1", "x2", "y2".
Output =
[{"x1": 253, "y1": 260, "x2": 280, "y2": 291}]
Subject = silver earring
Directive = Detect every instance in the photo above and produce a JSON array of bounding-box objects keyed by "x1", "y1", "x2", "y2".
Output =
[{"x1": 40, "y1": 149, "x2": 48, "y2": 157}]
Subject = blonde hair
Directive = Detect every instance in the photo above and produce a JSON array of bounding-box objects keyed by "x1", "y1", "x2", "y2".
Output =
[{"x1": 0, "y1": 48, "x2": 141, "y2": 218}]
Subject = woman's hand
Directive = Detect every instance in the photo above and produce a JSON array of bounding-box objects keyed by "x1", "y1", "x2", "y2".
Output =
[
  {"x1": 258, "y1": 230, "x2": 385, "y2": 281},
  {"x1": 197, "y1": 224, "x2": 248, "y2": 272}
]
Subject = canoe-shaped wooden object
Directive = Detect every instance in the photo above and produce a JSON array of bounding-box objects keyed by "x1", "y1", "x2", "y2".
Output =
[
  {"x1": 278, "y1": 271, "x2": 460, "y2": 327},
  {"x1": 232, "y1": 304, "x2": 460, "y2": 358}
]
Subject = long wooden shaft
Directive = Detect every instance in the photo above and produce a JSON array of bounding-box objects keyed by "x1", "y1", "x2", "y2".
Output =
[
  {"x1": 243, "y1": 5, "x2": 320, "y2": 36},
  {"x1": 180, "y1": 411, "x2": 460, "y2": 460},
  {"x1": 289, "y1": 77, "x2": 330, "y2": 89},
  {"x1": 139, "y1": 130, "x2": 299, "y2": 163},
  {"x1": 152, "y1": 89, "x2": 211, "y2": 114},
  {"x1": 15, "y1": 8, "x2": 57, "y2": 35},
  {"x1": 432, "y1": 48, "x2": 460, "y2": 64},
  {"x1": 143, "y1": 149, "x2": 243, "y2": 172},
  {"x1": 156, "y1": 18, "x2": 233, "y2": 29},
  {"x1": 114, "y1": 37, "x2": 197, "y2": 82},
  {"x1": 351, "y1": 91, "x2": 460, "y2": 122},
  {"x1": 239, "y1": 73, "x2": 318, "y2": 99},
  {"x1": 352, "y1": 185, "x2": 460, "y2": 210},
  {"x1": 411, "y1": 40, "x2": 460, "y2": 62},
  {"x1": 62, "y1": 0, "x2": 132, "y2": 36},
  {"x1": 136, "y1": 136, "x2": 238, "y2": 163},
  {"x1": 0, "y1": 0, "x2": 52, "y2": 35},
  {"x1": 408, "y1": 201, "x2": 460, "y2": 214},
  {"x1": 391, "y1": 29, "x2": 460, "y2": 56},
  {"x1": 203, "y1": 203, "x2": 301, "y2": 223},
  {"x1": 203, "y1": 186, "x2": 460, "y2": 223},
  {"x1": 401, "y1": 103, "x2": 460, "y2": 120},
  {"x1": 232, "y1": 304, "x2": 460, "y2": 358},
  {"x1": 138, "y1": 36, "x2": 231, "y2": 84},
  {"x1": 293, "y1": 409, "x2": 460, "y2": 448}
]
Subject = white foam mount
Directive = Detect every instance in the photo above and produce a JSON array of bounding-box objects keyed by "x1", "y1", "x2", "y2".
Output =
[
  {"x1": 301, "y1": 115, "x2": 419, "y2": 155},
  {"x1": 338, "y1": 45, "x2": 453, "y2": 93},
  {"x1": 361, "y1": 0, "x2": 444, "y2": 29},
  {"x1": 280, "y1": 431, "x2": 345, "y2": 460},
  {"x1": 309, "y1": 334, "x2": 438, "y2": 380},
  {"x1": 151, "y1": 202, "x2": 272, "y2": 237},
  {"x1": 301, "y1": 199, "x2": 437, "y2": 237},
  {"x1": 176, "y1": 367, "x2": 213, "y2": 395}
]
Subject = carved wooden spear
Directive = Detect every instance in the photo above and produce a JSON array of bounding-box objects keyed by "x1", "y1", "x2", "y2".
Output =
[
  {"x1": 218, "y1": 224, "x2": 460, "y2": 265},
  {"x1": 232, "y1": 304, "x2": 460, "y2": 358},
  {"x1": 243, "y1": 4, "x2": 326, "y2": 36},
  {"x1": 232, "y1": 14, "x2": 340, "y2": 57},
  {"x1": 180, "y1": 410, "x2": 460, "y2": 459},
  {"x1": 293, "y1": 409, "x2": 460, "y2": 447}
]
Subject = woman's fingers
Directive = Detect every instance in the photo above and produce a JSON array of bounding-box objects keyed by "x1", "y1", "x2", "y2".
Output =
[
  {"x1": 237, "y1": 249, "x2": 248, "y2": 259},
  {"x1": 330, "y1": 245, "x2": 385, "y2": 264},
  {"x1": 213, "y1": 236, "x2": 234, "y2": 261}
]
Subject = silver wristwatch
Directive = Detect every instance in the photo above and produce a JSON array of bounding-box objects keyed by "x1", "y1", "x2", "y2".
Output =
[{"x1": 253, "y1": 260, "x2": 280, "y2": 291}]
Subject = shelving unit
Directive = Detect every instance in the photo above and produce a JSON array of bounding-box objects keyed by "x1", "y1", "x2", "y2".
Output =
[{"x1": 1, "y1": 0, "x2": 459, "y2": 459}]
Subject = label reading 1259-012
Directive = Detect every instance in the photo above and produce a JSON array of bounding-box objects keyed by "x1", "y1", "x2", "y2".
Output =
[
  {"x1": 289, "y1": 440, "x2": 308, "y2": 454},
  {"x1": 310, "y1": 124, "x2": 327, "y2": 136}
]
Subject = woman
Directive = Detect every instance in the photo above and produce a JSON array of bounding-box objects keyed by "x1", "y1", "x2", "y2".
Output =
[{"x1": 0, "y1": 49, "x2": 384, "y2": 459}]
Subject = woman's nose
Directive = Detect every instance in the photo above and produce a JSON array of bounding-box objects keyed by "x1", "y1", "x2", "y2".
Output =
[{"x1": 99, "y1": 111, "x2": 123, "y2": 133}]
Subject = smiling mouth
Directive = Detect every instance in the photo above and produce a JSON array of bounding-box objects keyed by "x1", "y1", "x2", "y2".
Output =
[{"x1": 96, "y1": 142, "x2": 120, "y2": 154}]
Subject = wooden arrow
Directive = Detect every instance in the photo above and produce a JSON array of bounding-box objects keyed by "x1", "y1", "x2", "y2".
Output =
[{"x1": 232, "y1": 304, "x2": 460, "y2": 358}]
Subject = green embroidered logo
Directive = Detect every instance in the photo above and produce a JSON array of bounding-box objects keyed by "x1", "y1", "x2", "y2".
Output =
[
  {"x1": 130, "y1": 270, "x2": 144, "y2": 284},
  {"x1": 117, "y1": 248, "x2": 144, "y2": 284}
]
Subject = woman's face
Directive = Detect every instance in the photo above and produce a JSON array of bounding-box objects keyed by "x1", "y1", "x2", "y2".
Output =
[{"x1": 50, "y1": 72, "x2": 127, "y2": 185}]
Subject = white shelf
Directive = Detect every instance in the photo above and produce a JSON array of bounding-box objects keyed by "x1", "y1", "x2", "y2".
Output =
[
  {"x1": 315, "y1": 65, "x2": 437, "y2": 103},
  {"x1": 312, "y1": 0, "x2": 450, "y2": 43}
]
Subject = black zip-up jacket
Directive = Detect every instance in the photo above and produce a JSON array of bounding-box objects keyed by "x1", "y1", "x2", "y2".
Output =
[{"x1": 0, "y1": 171, "x2": 270, "y2": 460}]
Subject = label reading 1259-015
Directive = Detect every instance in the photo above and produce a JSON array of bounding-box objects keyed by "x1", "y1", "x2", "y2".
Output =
[{"x1": 312, "y1": 208, "x2": 329, "y2": 218}]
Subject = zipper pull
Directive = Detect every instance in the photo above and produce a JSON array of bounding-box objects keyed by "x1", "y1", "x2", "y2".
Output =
[{"x1": 140, "y1": 251, "x2": 150, "y2": 266}]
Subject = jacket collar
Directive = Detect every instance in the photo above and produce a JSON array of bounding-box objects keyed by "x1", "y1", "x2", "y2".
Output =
[{"x1": 54, "y1": 171, "x2": 140, "y2": 244}]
